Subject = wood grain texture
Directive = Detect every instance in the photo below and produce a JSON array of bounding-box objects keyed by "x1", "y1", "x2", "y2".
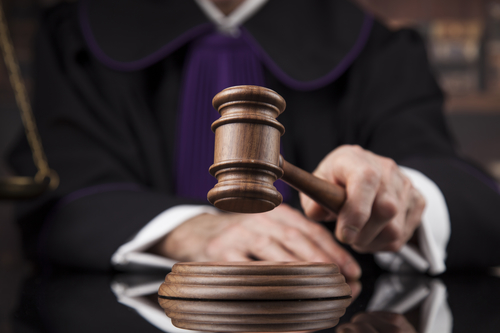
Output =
[
  {"x1": 159, "y1": 262, "x2": 351, "y2": 331},
  {"x1": 158, "y1": 298, "x2": 352, "y2": 315},
  {"x1": 160, "y1": 299, "x2": 350, "y2": 331},
  {"x1": 166, "y1": 311, "x2": 345, "y2": 323},
  {"x1": 280, "y1": 157, "x2": 345, "y2": 214},
  {"x1": 165, "y1": 272, "x2": 346, "y2": 286},
  {"x1": 207, "y1": 85, "x2": 346, "y2": 214},
  {"x1": 158, "y1": 261, "x2": 351, "y2": 300},
  {"x1": 171, "y1": 261, "x2": 340, "y2": 275},
  {"x1": 208, "y1": 86, "x2": 285, "y2": 213},
  {"x1": 158, "y1": 283, "x2": 351, "y2": 300},
  {"x1": 171, "y1": 319, "x2": 340, "y2": 332}
]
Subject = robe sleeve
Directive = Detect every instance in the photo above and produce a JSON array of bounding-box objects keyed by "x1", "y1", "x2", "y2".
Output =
[
  {"x1": 9, "y1": 4, "x2": 204, "y2": 271},
  {"x1": 353, "y1": 23, "x2": 500, "y2": 271}
]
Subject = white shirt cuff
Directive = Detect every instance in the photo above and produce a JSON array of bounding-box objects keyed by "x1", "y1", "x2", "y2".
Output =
[
  {"x1": 111, "y1": 205, "x2": 220, "y2": 270},
  {"x1": 375, "y1": 166, "x2": 451, "y2": 275},
  {"x1": 111, "y1": 278, "x2": 200, "y2": 333},
  {"x1": 367, "y1": 275, "x2": 452, "y2": 333}
]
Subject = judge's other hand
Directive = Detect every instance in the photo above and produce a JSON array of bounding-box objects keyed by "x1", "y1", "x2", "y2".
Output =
[
  {"x1": 300, "y1": 145, "x2": 425, "y2": 254},
  {"x1": 152, "y1": 204, "x2": 361, "y2": 280},
  {"x1": 336, "y1": 312, "x2": 417, "y2": 333}
]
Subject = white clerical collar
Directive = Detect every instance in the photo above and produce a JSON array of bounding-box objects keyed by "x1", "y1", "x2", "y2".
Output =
[{"x1": 195, "y1": 0, "x2": 268, "y2": 36}]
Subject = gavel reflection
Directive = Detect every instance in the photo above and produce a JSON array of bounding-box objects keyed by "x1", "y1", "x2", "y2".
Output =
[{"x1": 208, "y1": 85, "x2": 346, "y2": 214}]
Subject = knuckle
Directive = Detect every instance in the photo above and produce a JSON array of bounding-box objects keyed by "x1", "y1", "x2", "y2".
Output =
[
  {"x1": 415, "y1": 190, "x2": 426, "y2": 210},
  {"x1": 349, "y1": 206, "x2": 372, "y2": 225},
  {"x1": 314, "y1": 229, "x2": 335, "y2": 246},
  {"x1": 284, "y1": 227, "x2": 302, "y2": 241},
  {"x1": 205, "y1": 237, "x2": 223, "y2": 258},
  {"x1": 350, "y1": 145, "x2": 364, "y2": 154},
  {"x1": 378, "y1": 196, "x2": 398, "y2": 219},
  {"x1": 336, "y1": 145, "x2": 363, "y2": 159},
  {"x1": 257, "y1": 217, "x2": 274, "y2": 228},
  {"x1": 382, "y1": 157, "x2": 398, "y2": 171},
  {"x1": 384, "y1": 225, "x2": 402, "y2": 244},
  {"x1": 308, "y1": 222, "x2": 326, "y2": 236},
  {"x1": 227, "y1": 223, "x2": 246, "y2": 236},
  {"x1": 402, "y1": 174, "x2": 412, "y2": 189},
  {"x1": 360, "y1": 166, "x2": 382, "y2": 186}
]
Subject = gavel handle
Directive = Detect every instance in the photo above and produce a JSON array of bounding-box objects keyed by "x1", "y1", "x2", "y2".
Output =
[{"x1": 279, "y1": 156, "x2": 346, "y2": 214}]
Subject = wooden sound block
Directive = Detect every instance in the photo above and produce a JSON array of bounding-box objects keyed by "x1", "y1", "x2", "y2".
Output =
[
  {"x1": 158, "y1": 298, "x2": 352, "y2": 315},
  {"x1": 158, "y1": 261, "x2": 351, "y2": 300},
  {"x1": 170, "y1": 261, "x2": 340, "y2": 275},
  {"x1": 167, "y1": 311, "x2": 345, "y2": 323},
  {"x1": 171, "y1": 319, "x2": 341, "y2": 332}
]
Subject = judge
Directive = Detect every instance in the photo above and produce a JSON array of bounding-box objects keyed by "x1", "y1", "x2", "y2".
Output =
[{"x1": 10, "y1": 0, "x2": 500, "y2": 278}]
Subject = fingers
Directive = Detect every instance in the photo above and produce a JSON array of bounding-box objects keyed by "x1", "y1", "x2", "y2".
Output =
[
  {"x1": 334, "y1": 150, "x2": 396, "y2": 244},
  {"x1": 352, "y1": 191, "x2": 397, "y2": 249},
  {"x1": 265, "y1": 205, "x2": 361, "y2": 279},
  {"x1": 164, "y1": 202, "x2": 362, "y2": 280},
  {"x1": 202, "y1": 205, "x2": 361, "y2": 280},
  {"x1": 336, "y1": 312, "x2": 418, "y2": 333},
  {"x1": 337, "y1": 323, "x2": 378, "y2": 333},
  {"x1": 244, "y1": 210, "x2": 331, "y2": 262},
  {"x1": 203, "y1": 221, "x2": 297, "y2": 262},
  {"x1": 351, "y1": 179, "x2": 405, "y2": 251},
  {"x1": 353, "y1": 186, "x2": 425, "y2": 253},
  {"x1": 248, "y1": 233, "x2": 300, "y2": 262}
]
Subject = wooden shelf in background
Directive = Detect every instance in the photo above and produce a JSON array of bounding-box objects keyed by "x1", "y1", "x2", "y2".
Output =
[
  {"x1": 353, "y1": 0, "x2": 489, "y2": 22},
  {"x1": 445, "y1": 93, "x2": 500, "y2": 113}
]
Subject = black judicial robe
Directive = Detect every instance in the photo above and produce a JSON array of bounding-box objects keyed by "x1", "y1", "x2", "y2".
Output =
[{"x1": 10, "y1": 0, "x2": 500, "y2": 271}]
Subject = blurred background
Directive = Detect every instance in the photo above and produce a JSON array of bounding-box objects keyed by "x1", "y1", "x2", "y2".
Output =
[{"x1": 1, "y1": 0, "x2": 500, "y2": 332}]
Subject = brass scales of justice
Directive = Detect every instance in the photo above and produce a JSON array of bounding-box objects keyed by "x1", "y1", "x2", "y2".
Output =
[{"x1": 0, "y1": 0, "x2": 58, "y2": 200}]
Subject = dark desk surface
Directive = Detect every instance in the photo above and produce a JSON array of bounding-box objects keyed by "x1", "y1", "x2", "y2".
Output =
[{"x1": 8, "y1": 269, "x2": 500, "y2": 333}]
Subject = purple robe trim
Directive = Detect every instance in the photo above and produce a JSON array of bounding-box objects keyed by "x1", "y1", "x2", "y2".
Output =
[
  {"x1": 78, "y1": 0, "x2": 373, "y2": 90},
  {"x1": 240, "y1": 14, "x2": 374, "y2": 91},
  {"x1": 452, "y1": 160, "x2": 500, "y2": 194},
  {"x1": 78, "y1": 0, "x2": 213, "y2": 72},
  {"x1": 56, "y1": 183, "x2": 144, "y2": 207}
]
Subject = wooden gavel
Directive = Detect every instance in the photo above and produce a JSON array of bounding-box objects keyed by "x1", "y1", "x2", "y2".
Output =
[{"x1": 207, "y1": 85, "x2": 346, "y2": 214}]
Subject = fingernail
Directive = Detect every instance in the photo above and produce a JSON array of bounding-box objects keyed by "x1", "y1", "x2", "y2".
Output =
[
  {"x1": 344, "y1": 260, "x2": 361, "y2": 280},
  {"x1": 342, "y1": 226, "x2": 358, "y2": 243}
]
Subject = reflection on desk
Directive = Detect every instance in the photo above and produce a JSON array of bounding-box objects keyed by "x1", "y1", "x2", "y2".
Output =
[
  {"x1": 159, "y1": 297, "x2": 351, "y2": 332},
  {"x1": 10, "y1": 271, "x2": 500, "y2": 333}
]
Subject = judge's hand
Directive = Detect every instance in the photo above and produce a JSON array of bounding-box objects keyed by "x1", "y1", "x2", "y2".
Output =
[
  {"x1": 151, "y1": 204, "x2": 361, "y2": 280},
  {"x1": 300, "y1": 145, "x2": 425, "y2": 254},
  {"x1": 336, "y1": 312, "x2": 417, "y2": 333}
]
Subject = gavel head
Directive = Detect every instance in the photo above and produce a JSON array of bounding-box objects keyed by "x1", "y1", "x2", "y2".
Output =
[{"x1": 207, "y1": 85, "x2": 286, "y2": 213}]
